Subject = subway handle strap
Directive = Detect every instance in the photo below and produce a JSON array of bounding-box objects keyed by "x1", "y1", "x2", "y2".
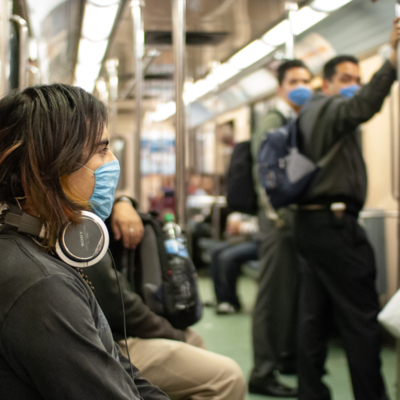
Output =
[{"x1": 0, "y1": 202, "x2": 109, "y2": 268}]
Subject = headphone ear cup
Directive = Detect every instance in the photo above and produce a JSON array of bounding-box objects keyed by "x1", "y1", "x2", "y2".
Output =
[{"x1": 55, "y1": 211, "x2": 109, "y2": 268}]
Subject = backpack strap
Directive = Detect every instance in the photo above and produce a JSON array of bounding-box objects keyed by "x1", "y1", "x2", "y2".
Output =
[{"x1": 317, "y1": 138, "x2": 345, "y2": 168}]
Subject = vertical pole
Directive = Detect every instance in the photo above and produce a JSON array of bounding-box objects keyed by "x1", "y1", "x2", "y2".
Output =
[
  {"x1": 284, "y1": 2, "x2": 297, "y2": 60},
  {"x1": 0, "y1": 0, "x2": 10, "y2": 95},
  {"x1": 172, "y1": 0, "x2": 186, "y2": 228},
  {"x1": 131, "y1": 0, "x2": 145, "y2": 204},
  {"x1": 106, "y1": 59, "x2": 119, "y2": 138},
  {"x1": 396, "y1": 3, "x2": 400, "y2": 400}
]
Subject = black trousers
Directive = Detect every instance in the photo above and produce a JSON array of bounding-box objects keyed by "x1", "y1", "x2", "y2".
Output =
[
  {"x1": 294, "y1": 210, "x2": 388, "y2": 400},
  {"x1": 250, "y1": 210, "x2": 300, "y2": 384}
]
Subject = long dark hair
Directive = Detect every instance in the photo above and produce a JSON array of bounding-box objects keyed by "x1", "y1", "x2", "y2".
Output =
[{"x1": 0, "y1": 84, "x2": 108, "y2": 249}]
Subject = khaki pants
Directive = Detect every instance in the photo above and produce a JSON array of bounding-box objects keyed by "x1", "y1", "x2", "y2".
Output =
[{"x1": 119, "y1": 329, "x2": 246, "y2": 400}]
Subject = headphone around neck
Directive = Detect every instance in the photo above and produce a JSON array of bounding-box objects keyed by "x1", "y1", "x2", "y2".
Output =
[{"x1": 0, "y1": 203, "x2": 109, "y2": 268}]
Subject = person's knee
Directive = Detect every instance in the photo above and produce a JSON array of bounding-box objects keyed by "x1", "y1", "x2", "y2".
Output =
[{"x1": 217, "y1": 357, "x2": 246, "y2": 400}]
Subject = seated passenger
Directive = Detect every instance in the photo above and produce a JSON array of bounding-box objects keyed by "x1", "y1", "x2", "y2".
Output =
[
  {"x1": 86, "y1": 199, "x2": 247, "y2": 400},
  {"x1": 210, "y1": 212, "x2": 260, "y2": 314},
  {"x1": 0, "y1": 84, "x2": 169, "y2": 400}
]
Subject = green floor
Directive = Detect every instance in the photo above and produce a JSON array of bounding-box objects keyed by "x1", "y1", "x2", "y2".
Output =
[{"x1": 192, "y1": 275, "x2": 397, "y2": 400}]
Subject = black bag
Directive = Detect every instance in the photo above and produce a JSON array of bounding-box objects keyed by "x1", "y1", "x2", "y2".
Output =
[
  {"x1": 226, "y1": 141, "x2": 258, "y2": 215},
  {"x1": 226, "y1": 111, "x2": 287, "y2": 215},
  {"x1": 109, "y1": 212, "x2": 202, "y2": 330}
]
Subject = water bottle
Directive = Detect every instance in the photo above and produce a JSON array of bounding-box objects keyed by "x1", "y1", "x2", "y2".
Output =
[{"x1": 163, "y1": 213, "x2": 189, "y2": 258}]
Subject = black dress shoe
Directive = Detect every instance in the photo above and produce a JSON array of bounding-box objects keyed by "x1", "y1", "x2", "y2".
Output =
[{"x1": 248, "y1": 376, "x2": 298, "y2": 398}]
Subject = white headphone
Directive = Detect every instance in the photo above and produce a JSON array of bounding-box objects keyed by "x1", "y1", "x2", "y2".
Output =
[{"x1": 1, "y1": 204, "x2": 109, "y2": 268}]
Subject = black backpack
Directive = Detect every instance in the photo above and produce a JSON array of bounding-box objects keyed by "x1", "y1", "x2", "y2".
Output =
[
  {"x1": 226, "y1": 110, "x2": 287, "y2": 215},
  {"x1": 226, "y1": 141, "x2": 258, "y2": 215},
  {"x1": 109, "y1": 212, "x2": 202, "y2": 330}
]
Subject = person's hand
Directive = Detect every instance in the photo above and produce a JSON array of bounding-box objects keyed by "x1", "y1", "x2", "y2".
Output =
[
  {"x1": 226, "y1": 220, "x2": 241, "y2": 236},
  {"x1": 389, "y1": 17, "x2": 400, "y2": 67},
  {"x1": 111, "y1": 201, "x2": 144, "y2": 249}
]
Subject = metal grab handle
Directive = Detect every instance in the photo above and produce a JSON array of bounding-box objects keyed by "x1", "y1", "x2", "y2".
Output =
[{"x1": 9, "y1": 15, "x2": 28, "y2": 90}]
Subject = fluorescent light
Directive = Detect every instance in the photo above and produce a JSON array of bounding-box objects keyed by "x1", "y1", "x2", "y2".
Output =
[
  {"x1": 82, "y1": 2, "x2": 119, "y2": 41},
  {"x1": 262, "y1": 20, "x2": 291, "y2": 47},
  {"x1": 291, "y1": 7, "x2": 328, "y2": 35},
  {"x1": 208, "y1": 63, "x2": 240, "y2": 84},
  {"x1": 311, "y1": 0, "x2": 352, "y2": 12},
  {"x1": 29, "y1": 38, "x2": 38, "y2": 60},
  {"x1": 228, "y1": 40, "x2": 275, "y2": 70},
  {"x1": 184, "y1": 78, "x2": 217, "y2": 103},
  {"x1": 75, "y1": 64, "x2": 102, "y2": 92},
  {"x1": 238, "y1": 69, "x2": 277, "y2": 97},
  {"x1": 89, "y1": 0, "x2": 119, "y2": 5},
  {"x1": 151, "y1": 101, "x2": 176, "y2": 122},
  {"x1": 78, "y1": 39, "x2": 108, "y2": 64}
]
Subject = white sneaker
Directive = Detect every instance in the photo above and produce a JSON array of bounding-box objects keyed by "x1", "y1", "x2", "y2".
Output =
[{"x1": 216, "y1": 302, "x2": 236, "y2": 315}]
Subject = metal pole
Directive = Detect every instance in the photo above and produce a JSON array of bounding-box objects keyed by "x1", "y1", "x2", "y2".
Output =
[
  {"x1": 396, "y1": 3, "x2": 400, "y2": 399},
  {"x1": 172, "y1": 0, "x2": 186, "y2": 228},
  {"x1": 0, "y1": 0, "x2": 11, "y2": 95},
  {"x1": 106, "y1": 58, "x2": 119, "y2": 138},
  {"x1": 131, "y1": 0, "x2": 145, "y2": 204},
  {"x1": 10, "y1": 15, "x2": 28, "y2": 90},
  {"x1": 284, "y1": 2, "x2": 297, "y2": 60}
]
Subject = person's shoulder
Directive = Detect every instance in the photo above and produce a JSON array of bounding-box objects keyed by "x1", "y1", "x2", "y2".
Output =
[{"x1": 0, "y1": 231, "x2": 80, "y2": 325}]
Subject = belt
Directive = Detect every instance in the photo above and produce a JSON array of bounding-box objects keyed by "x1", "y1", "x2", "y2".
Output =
[{"x1": 299, "y1": 202, "x2": 347, "y2": 217}]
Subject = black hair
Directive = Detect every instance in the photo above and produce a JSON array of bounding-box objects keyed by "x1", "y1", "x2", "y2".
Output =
[
  {"x1": 0, "y1": 83, "x2": 108, "y2": 249},
  {"x1": 277, "y1": 59, "x2": 312, "y2": 85},
  {"x1": 323, "y1": 55, "x2": 359, "y2": 81}
]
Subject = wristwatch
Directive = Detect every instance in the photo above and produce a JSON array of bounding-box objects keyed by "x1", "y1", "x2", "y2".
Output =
[{"x1": 114, "y1": 196, "x2": 138, "y2": 209}]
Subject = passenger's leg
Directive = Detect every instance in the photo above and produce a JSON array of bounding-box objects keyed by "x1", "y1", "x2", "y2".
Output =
[
  {"x1": 210, "y1": 242, "x2": 232, "y2": 303},
  {"x1": 250, "y1": 217, "x2": 299, "y2": 388},
  {"x1": 297, "y1": 260, "x2": 332, "y2": 400},
  {"x1": 219, "y1": 241, "x2": 259, "y2": 308},
  {"x1": 328, "y1": 219, "x2": 387, "y2": 400},
  {"x1": 294, "y1": 211, "x2": 388, "y2": 400},
  {"x1": 119, "y1": 337, "x2": 246, "y2": 400}
]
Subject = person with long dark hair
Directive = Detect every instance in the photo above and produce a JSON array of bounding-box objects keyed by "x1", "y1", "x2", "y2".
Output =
[{"x1": 0, "y1": 84, "x2": 169, "y2": 400}]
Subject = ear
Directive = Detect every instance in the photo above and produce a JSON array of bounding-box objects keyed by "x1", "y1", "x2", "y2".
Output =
[
  {"x1": 321, "y1": 79, "x2": 329, "y2": 94},
  {"x1": 277, "y1": 85, "x2": 284, "y2": 98}
]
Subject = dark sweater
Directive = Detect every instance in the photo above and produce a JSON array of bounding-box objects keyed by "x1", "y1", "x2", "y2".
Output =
[
  {"x1": 298, "y1": 60, "x2": 397, "y2": 209},
  {"x1": 0, "y1": 228, "x2": 169, "y2": 400}
]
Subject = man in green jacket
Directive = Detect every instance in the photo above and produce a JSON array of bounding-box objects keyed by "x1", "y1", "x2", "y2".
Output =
[
  {"x1": 293, "y1": 18, "x2": 400, "y2": 400},
  {"x1": 249, "y1": 59, "x2": 312, "y2": 397}
]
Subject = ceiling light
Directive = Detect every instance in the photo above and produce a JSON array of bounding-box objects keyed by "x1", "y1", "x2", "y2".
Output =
[
  {"x1": 151, "y1": 101, "x2": 176, "y2": 122},
  {"x1": 29, "y1": 38, "x2": 38, "y2": 60},
  {"x1": 228, "y1": 40, "x2": 275, "y2": 70},
  {"x1": 238, "y1": 69, "x2": 277, "y2": 97},
  {"x1": 262, "y1": 20, "x2": 291, "y2": 47},
  {"x1": 82, "y1": 2, "x2": 119, "y2": 41},
  {"x1": 208, "y1": 63, "x2": 240, "y2": 84},
  {"x1": 89, "y1": 0, "x2": 119, "y2": 5},
  {"x1": 78, "y1": 39, "x2": 108, "y2": 64},
  {"x1": 184, "y1": 78, "x2": 217, "y2": 103},
  {"x1": 290, "y1": 6, "x2": 328, "y2": 35},
  {"x1": 75, "y1": 64, "x2": 101, "y2": 92},
  {"x1": 311, "y1": 0, "x2": 352, "y2": 12}
]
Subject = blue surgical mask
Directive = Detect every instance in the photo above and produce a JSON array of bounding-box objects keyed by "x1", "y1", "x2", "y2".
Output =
[
  {"x1": 287, "y1": 86, "x2": 313, "y2": 106},
  {"x1": 82, "y1": 159, "x2": 120, "y2": 220},
  {"x1": 339, "y1": 84, "x2": 360, "y2": 98}
]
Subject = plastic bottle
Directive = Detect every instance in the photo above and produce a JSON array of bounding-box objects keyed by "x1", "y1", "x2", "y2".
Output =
[{"x1": 163, "y1": 213, "x2": 188, "y2": 258}]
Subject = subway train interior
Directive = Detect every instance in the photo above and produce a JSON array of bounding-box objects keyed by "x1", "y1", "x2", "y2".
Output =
[{"x1": 2, "y1": 0, "x2": 400, "y2": 399}]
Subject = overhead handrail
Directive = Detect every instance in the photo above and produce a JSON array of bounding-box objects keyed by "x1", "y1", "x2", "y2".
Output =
[{"x1": 9, "y1": 15, "x2": 28, "y2": 90}]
